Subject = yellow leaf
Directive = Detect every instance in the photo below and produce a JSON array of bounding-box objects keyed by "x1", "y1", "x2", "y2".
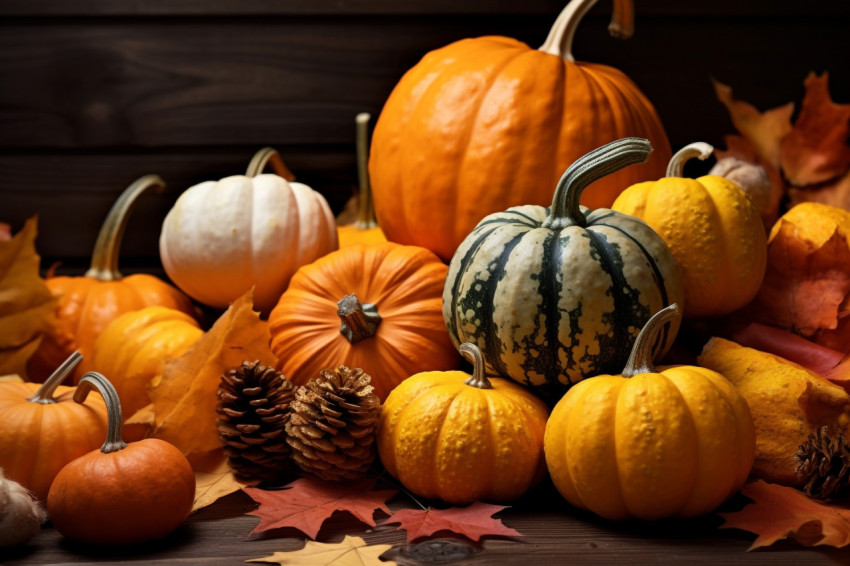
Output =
[
  {"x1": 0, "y1": 217, "x2": 57, "y2": 376},
  {"x1": 191, "y1": 449, "x2": 258, "y2": 512},
  {"x1": 247, "y1": 535, "x2": 396, "y2": 566},
  {"x1": 149, "y1": 290, "x2": 276, "y2": 456}
]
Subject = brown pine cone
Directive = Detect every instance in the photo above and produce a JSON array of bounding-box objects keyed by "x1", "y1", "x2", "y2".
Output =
[
  {"x1": 286, "y1": 365, "x2": 381, "y2": 481},
  {"x1": 794, "y1": 425, "x2": 850, "y2": 500},
  {"x1": 216, "y1": 360, "x2": 296, "y2": 483}
]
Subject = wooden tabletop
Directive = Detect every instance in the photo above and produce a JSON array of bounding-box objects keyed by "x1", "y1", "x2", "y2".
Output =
[{"x1": 5, "y1": 480, "x2": 847, "y2": 565}]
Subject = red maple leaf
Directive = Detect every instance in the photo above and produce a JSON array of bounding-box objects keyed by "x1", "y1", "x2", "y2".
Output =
[
  {"x1": 244, "y1": 477, "x2": 397, "y2": 539},
  {"x1": 719, "y1": 480, "x2": 850, "y2": 550},
  {"x1": 383, "y1": 502, "x2": 522, "y2": 542}
]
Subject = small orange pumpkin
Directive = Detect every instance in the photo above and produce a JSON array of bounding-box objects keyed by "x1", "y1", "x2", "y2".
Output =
[
  {"x1": 47, "y1": 371, "x2": 195, "y2": 545},
  {"x1": 378, "y1": 343, "x2": 550, "y2": 504},
  {"x1": 27, "y1": 176, "x2": 198, "y2": 383},
  {"x1": 0, "y1": 353, "x2": 107, "y2": 501},
  {"x1": 337, "y1": 113, "x2": 387, "y2": 248},
  {"x1": 90, "y1": 306, "x2": 203, "y2": 419},
  {"x1": 268, "y1": 242, "x2": 459, "y2": 401}
]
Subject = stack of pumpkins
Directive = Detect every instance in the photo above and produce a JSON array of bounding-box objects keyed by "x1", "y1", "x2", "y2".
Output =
[{"x1": 2, "y1": 0, "x2": 782, "y2": 546}]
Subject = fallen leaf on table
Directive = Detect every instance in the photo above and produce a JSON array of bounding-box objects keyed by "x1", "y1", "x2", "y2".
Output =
[
  {"x1": 245, "y1": 476, "x2": 396, "y2": 539},
  {"x1": 780, "y1": 72, "x2": 850, "y2": 187},
  {"x1": 149, "y1": 290, "x2": 276, "y2": 457},
  {"x1": 748, "y1": 202, "x2": 850, "y2": 345},
  {"x1": 0, "y1": 217, "x2": 58, "y2": 378},
  {"x1": 247, "y1": 535, "x2": 396, "y2": 566},
  {"x1": 698, "y1": 337, "x2": 850, "y2": 486},
  {"x1": 719, "y1": 480, "x2": 850, "y2": 550},
  {"x1": 191, "y1": 448, "x2": 259, "y2": 512},
  {"x1": 383, "y1": 502, "x2": 521, "y2": 542}
]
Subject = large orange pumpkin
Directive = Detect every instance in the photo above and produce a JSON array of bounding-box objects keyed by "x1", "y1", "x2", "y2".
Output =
[
  {"x1": 268, "y1": 242, "x2": 459, "y2": 401},
  {"x1": 369, "y1": 0, "x2": 671, "y2": 261},
  {"x1": 27, "y1": 176, "x2": 198, "y2": 383}
]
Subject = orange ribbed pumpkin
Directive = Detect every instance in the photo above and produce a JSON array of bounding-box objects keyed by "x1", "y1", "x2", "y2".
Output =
[
  {"x1": 27, "y1": 176, "x2": 198, "y2": 384},
  {"x1": 369, "y1": 0, "x2": 671, "y2": 261},
  {"x1": 268, "y1": 242, "x2": 459, "y2": 401}
]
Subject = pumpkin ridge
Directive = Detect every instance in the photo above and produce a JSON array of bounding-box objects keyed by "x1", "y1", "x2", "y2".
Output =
[
  {"x1": 432, "y1": 387, "x2": 464, "y2": 498},
  {"x1": 518, "y1": 230, "x2": 567, "y2": 392},
  {"x1": 582, "y1": 229, "x2": 646, "y2": 369}
]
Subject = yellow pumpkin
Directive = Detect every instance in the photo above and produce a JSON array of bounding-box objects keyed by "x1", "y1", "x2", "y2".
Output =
[
  {"x1": 378, "y1": 343, "x2": 549, "y2": 505},
  {"x1": 90, "y1": 306, "x2": 203, "y2": 419},
  {"x1": 159, "y1": 148, "x2": 338, "y2": 314},
  {"x1": 544, "y1": 304, "x2": 755, "y2": 520},
  {"x1": 611, "y1": 142, "x2": 767, "y2": 318}
]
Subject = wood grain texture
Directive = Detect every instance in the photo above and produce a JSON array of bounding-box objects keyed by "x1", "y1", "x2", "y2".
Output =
[
  {"x1": 1, "y1": 0, "x2": 848, "y2": 270},
  {"x1": 5, "y1": 482, "x2": 847, "y2": 565}
]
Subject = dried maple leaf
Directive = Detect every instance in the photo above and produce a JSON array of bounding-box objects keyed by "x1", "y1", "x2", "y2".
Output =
[
  {"x1": 383, "y1": 502, "x2": 521, "y2": 542},
  {"x1": 719, "y1": 480, "x2": 850, "y2": 549},
  {"x1": 149, "y1": 290, "x2": 276, "y2": 456},
  {"x1": 781, "y1": 72, "x2": 850, "y2": 187},
  {"x1": 191, "y1": 448, "x2": 259, "y2": 512},
  {"x1": 712, "y1": 78, "x2": 794, "y2": 168},
  {"x1": 0, "y1": 217, "x2": 57, "y2": 377},
  {"x1": 698, "y1": 337, "x2": 850, "y2": 486},
  {"x1": 247, "y1": 535, "x2": 396, "y2": 566},
  {"x1": 245, "y1": 477, "x2": 396, "y2": 539},
  {"x1": 748, "y1": 202, "x2": 850, "y2": 344}
]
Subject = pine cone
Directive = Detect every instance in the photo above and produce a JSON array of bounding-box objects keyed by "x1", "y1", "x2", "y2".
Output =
[
  {"x1": 286, "y1": 365, "x2": 381, "y2": 481},
  {"x1": 216, "y1": 360, "x2": 296, "y2": 483},
  {"x1": 794, "y1": 425, "x2": 850, "y2": 500}
]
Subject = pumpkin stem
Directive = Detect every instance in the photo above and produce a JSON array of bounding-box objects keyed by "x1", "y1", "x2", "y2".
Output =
[
  {"x1": 622, "y1": 304, "x2": 680, "y2": 378},
  {"x1": 27, "y1": 351, "x2": 83, "y2": 404},
  {"x1": 666, "y1": 142, "x2": 714, "y2": 177},
  {"x1": 539, "y1": 0, "x2": 634, "y2": 62},
  {"x1": 354, "y1": 112, "x2": 379, "y2": 229},
  {"x1": 337, "y1": 294, "x2": 381, "y2": 344},
  {"x1": 84, "y1": 174, "x2": 165, "y2": 281},
  {"x1": 460, "y1": 342, "x2": 493, "y2": 390},
  {"x1": 544, "y1": 137, "x2": 652, "y2": 229},
  {"x1": 245, "y1": 147, "x2": 297, "y2": 181},
  {"x1": 73, "y1": 372, "x2": 127, "y2": 454}
]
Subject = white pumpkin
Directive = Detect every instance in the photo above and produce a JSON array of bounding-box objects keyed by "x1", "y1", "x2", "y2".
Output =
[{"x1": 159, "y1": 173, "x2": 338, "y2": 313}]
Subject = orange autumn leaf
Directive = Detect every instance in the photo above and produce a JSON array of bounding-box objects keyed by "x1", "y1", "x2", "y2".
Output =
[
  {"x1": 190, "y1": 448, "x2": 258, "y2": 512},
  {"x1": 148, "y1": 290, "x2": 277, "y2": 456},
  {"x1": 780, "y1": 72, "x2": 850, "y2": 187},
  {"x1": 712, "y1": 78, "x2": 794, "y2": 168},
  {"x1": 0, "y1": 217, "x2": 58, "y2": 377},
  {"x1": 720, "y1": 480, "x2": 850, "y2": 550},
  {"x1": 749, "y1": 202, "x2": 850, "y2": 344}
]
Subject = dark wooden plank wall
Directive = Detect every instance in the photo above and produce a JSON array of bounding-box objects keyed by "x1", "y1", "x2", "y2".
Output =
[{"x1": 2, "y1": 1, "x2": 849, "y2": 274}]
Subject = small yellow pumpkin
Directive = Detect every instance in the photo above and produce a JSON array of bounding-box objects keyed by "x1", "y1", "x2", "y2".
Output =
[
  {"x1": 90, "y1": 306, "x2": 203, "y2": 419},
  {"x1": 377, "y1": 343, "x2": 549, "y2": 505},
  {"x1": 611, "y1": 142, "x2": 767, "y2": 318},
  {"x1": 544, "y1": 304, "x2": 755, "y2": 520}
]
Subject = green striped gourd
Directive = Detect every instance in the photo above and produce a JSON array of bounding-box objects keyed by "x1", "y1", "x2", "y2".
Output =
[{"x1": 442, "y1": 137, "x2": 684, "y2": 400}]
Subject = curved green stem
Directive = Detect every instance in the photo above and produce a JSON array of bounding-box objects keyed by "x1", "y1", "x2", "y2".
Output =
[
  {"x1": 539, "y1": 0, "x2": 635, "y2": 62},
  {"x1": 27, "y1": 351, "x2": 83, "y2": 404},
  {"x1": 246, "y1": 147, "x2": 296, "y2": 181},
  {"x1": 337, "y1": 294, "x2": 381, "y2": 344},
  {"x1": 354, "y1": 112, "x2": 379, "y2": 229},
  {"x1": 84, "y1": 175, "x2": 164, "y2": 281},
  {"x1": 73, "y1": 372, "x2": 127, "y2": 454},
  {"x1": 460, "y1": 343, "x2": 493, "y2": 390},
  {"x1": 544, "y1": 137, "x2": 652, "y2": 229},
  {"x1": 666, "y1": 142, "x2": 714, "y2": 178},
  {"x1": 622, "y1": 304, "x2": 680, "y2": 378}
]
